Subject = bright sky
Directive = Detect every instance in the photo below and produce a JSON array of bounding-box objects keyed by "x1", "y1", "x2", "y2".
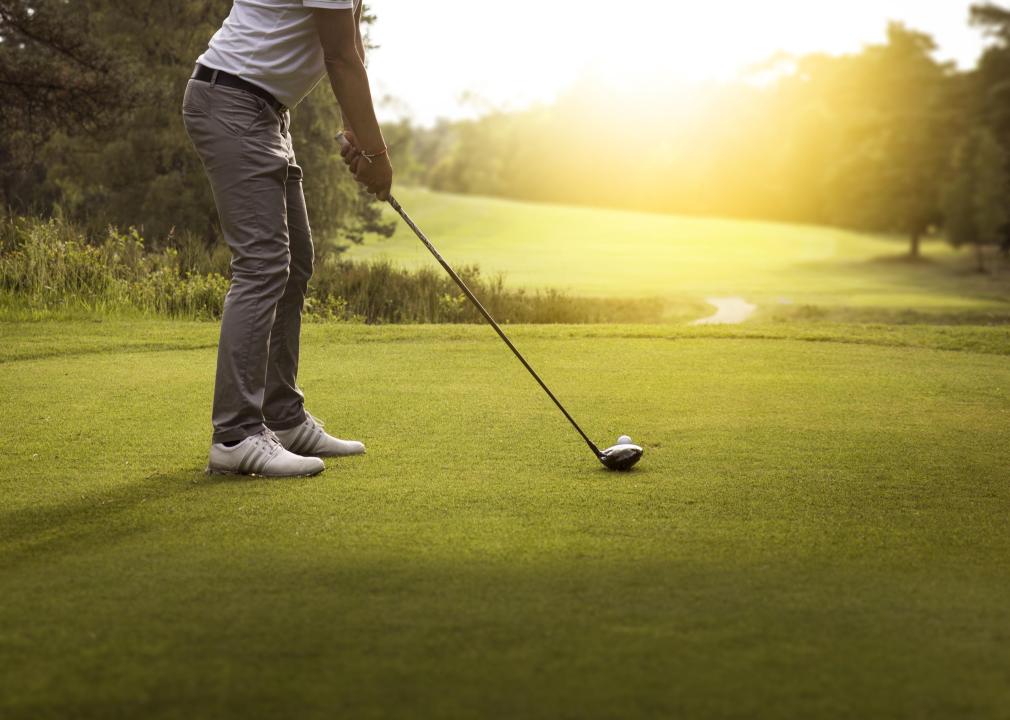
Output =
[{"x1": 366, "y1": 0, "x2": 990, "y2": 124}]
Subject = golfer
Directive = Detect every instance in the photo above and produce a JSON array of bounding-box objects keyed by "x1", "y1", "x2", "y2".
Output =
[{"x1": 183, "y1": 0, "x2": 391, "y2": 477}]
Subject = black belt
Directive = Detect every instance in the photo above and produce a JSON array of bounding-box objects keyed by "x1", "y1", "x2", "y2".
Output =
[{"x1": 191, "y1": 64, "x2": 286, "y2": 114}]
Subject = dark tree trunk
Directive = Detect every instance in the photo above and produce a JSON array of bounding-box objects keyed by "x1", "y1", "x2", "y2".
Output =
[
  {"x1": 909, "y1": 231, "x2": 921, "y2": 259},
  {"x1": 974, "y1": 242, "x2": 987, "y2": 273}
]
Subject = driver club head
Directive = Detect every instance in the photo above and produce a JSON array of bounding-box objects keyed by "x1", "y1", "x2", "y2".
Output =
[{"x1": 598, "y1": 443, "x2": 644, "y2": 471}]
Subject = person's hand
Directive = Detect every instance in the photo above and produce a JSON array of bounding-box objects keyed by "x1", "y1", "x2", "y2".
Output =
[
  {"x1": 340, "y1": 130, "x2": 393, "y2": 201},
  {"x1": 340, "y1": 129, "x2": 362, "y2": 166},
  {"x1": 352, "y1": 152, "x2": 393, "y2": 201}
]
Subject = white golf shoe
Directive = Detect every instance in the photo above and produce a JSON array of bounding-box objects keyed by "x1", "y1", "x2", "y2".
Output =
[
  {"x1": 272, "y1": 412, "x2": 366, "y2": 458},
  {"x1": 207, "y1": 429, "x2": 325, "y2": 477}
]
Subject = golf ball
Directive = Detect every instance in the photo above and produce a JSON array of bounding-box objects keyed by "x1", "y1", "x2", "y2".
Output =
[{"x1": 617, "y1": 435, "x2": 632, "y2": 445}]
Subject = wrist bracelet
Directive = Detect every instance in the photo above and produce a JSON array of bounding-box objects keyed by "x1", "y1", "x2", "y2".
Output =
[
  {"x1": 359, "y1": 146, "x2": 388, "y2": 164},
  {"x1": 338, "y1": 130, "x2": 388, "y2": 164}
]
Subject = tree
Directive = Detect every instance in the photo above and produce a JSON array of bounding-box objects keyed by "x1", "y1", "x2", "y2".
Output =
[
  {"x1": 942, "y1": 127, "x2": 1010, "y2": 272},
  {"x1": 0, "y1": 0, "x2": 129, "y2": 208},
  {"x1": 818, "y1": 24, "x2": 957, "y2": 258},
  {"x1": 969, "y1": 3, "x2": 1010, "y2": 254},
  {"x1": 383, "y1": 22, "x2": 960, "y2": 250},
  {"x1": 971, "y1": 130, "x2": 1010, "y2": 270},
  {"x1": 1, "y1": 0, "x2": 390, "y2": 252}
]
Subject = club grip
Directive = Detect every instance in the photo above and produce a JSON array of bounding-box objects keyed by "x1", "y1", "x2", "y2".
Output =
[{"x1": 335, "y1": 132, "x2": 351, "y2": 151}]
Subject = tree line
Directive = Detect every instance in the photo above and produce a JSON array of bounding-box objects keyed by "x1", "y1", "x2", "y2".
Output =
[
  {"x1": 3, "y1": 2, "x2": 1009, "y2": 271},
  {"x1": 385, "y1": 7, "x2": 1010, "y2": 270}
]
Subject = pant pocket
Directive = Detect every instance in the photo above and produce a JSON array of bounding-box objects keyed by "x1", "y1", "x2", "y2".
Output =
[
  {"x1": 212, "y1": 85, "x2": 270, "y2": 137},
  {"x1": 182, "y1": 79, "x2": 209, "y2": 115}
]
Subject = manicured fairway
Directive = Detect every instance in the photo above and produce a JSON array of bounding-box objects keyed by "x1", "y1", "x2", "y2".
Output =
[
  {"x1": 2, "y1": 320, "x2": 1009, "y2": 719},
  {"x1": 346, "y1": 188, "x2": 1010, "y2": 317}
]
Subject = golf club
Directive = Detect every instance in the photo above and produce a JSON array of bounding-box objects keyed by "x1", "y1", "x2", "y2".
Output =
[{"x1": 337, "y1": 133, "x2": 643, "y2": 471}]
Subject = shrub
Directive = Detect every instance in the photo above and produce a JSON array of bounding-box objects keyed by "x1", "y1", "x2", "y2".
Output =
[
  {"x1": 309, "y1": 257, "x2": 664, "y2": 324},
  {"x1": 0, "y1": 216, "x2": 127, "y2": 310},
  {"x1": 1, "y1": 213, "x2": 665, "y2": 324},
  {"x1": 128, "y1": 269, "x2": 230, "y2": 320}
]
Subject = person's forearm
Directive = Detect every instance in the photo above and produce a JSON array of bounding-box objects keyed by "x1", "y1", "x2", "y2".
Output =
[
  {"x1": 341, "y1": 25, "x2": 366, "y2": 131},
  {"x1": 326, "y1": 56, "x2": 384, "y2": 153}
]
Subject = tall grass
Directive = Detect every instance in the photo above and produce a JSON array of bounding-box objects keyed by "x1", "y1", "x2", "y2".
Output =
[
  {"x1": 1, "y1": 214, "x2": 663, "y2": 323},
  {"x1": 1, "y1": 217, "x2": 228, "y2": 319},
  {"x1": 311, "y1": 258, "x2": 663, "y2": 323}
]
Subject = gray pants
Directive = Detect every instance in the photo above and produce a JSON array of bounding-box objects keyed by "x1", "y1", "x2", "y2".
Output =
[{"x1": 182, "y1": 79, "x2": 312, "y2": 444}]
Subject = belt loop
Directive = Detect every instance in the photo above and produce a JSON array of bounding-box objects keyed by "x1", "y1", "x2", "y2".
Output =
[{"x1": 210, "y1": 69, "x2": 219, "y2": 87}]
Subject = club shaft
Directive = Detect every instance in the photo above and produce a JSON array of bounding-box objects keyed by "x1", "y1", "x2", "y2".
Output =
[{"x1": 388, "y1": 195, "x2": 601, "y2": 457}]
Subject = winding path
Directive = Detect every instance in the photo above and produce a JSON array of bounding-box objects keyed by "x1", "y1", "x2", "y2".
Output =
[{"x1": 691, "y1": 297, "x2": 757, "y2": 325}]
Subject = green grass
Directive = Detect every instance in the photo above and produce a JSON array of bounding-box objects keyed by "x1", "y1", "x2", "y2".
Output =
[
  {"x1": 4, "y1": 188, "x2": 1008, "y2": 716},
  {"x1": 347, "y1": 188, "x2": 1010, "y2": 320},
  {"x1": 2, "y1": 319, "x2": 1009, "y2": 718}
]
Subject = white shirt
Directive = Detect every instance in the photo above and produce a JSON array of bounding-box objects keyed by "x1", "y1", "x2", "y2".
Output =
[{"x1": 197, "y1": 0, "x2": 361, "y2": 109}]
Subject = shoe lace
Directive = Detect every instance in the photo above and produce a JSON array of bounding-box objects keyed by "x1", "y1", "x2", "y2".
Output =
[{"x1": 257, "y1": 429, "x2": 284, "y2": 459}]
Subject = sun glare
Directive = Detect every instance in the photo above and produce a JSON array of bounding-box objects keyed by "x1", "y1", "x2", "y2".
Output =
[{"x1": 368, "y1": 0, "x2": 981, "y2": 123}]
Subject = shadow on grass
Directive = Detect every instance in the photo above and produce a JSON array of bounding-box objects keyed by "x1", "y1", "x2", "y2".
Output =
[
  {"x1": 0, "y1": 340, "x2": 218, "y2": 365},
  {"x1": 0, "y1": 472, "x2": 194, "y2": 561},
  {"x1": 805, "y1": 250, "x2": 1007, "y2": 292},
  {"x1": 861, "y1": 252, "x2": 936, "y2": 265},
  {"x1": 771, "y1": 304, "x2": 1010, "y2": 325},
  {"x1": 779, "y1": 251, "x2": 1010, "y2": 325},
  {"x1": 0, "y1": 469, "x2": 218, "y2": 565},
  {"x1": 0, "y1": 465, "x2": 344, "y2": 567}
]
